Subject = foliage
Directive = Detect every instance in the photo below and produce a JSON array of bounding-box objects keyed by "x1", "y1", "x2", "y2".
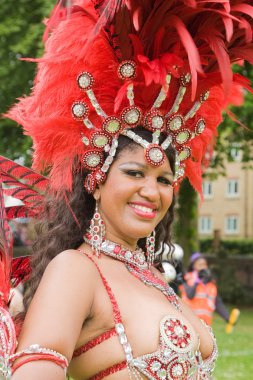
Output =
[
  {"x1": 200, "y1": 239, "x2": 253, "y2": 256},
  {"x1": 0, "y1": 0, "x2": 54, "y2": 162},
  {"x1": 174, "y1": 179, "x2": 199, "y2": 262}
]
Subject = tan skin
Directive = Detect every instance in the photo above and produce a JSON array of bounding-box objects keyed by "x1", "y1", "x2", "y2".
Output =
[{"x1": 12, "y1": 147, "x2": 214, "y2": 380}]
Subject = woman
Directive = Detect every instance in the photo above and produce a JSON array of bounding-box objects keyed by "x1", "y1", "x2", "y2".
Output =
[
  {"x1": 7, "y1": 129, "x2": 216, "y2": 380},
  {"x1": 1, "y1": 1, "x2": 252, "y2": 379}
]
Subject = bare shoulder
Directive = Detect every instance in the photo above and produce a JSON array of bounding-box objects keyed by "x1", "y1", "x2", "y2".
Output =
[
  {"x1": 18, "y1": 249, "x2": 100, "y2": 358},
  {"x1": 46, "y1": 248, "x2": 100, "y2": 283}
]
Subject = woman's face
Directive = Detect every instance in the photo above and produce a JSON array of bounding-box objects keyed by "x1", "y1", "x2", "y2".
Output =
[
  {"x1": 94, "y1": 146, "x2": 174, "y2": 247},
  {"x1": 193, "y1": 258, "x2": 208, "y2": 272}
]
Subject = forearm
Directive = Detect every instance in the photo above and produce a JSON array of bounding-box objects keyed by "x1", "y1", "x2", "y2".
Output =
[
  {"x1": 215, "y1": 294, "x2": 229, "y2": 321},
  {"x1": 182, "y1": 282, "x2": 198, "y2": 299}
]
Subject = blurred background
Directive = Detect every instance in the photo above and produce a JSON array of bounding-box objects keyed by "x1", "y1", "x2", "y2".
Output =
[{"x1": 0, "y1": 1, "x2": 253, "y2": 379}]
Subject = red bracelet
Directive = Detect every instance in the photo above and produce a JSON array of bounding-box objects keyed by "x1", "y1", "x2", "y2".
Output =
[{"x1": 9, "y1": 344, "x2": 68, "y2": 375}]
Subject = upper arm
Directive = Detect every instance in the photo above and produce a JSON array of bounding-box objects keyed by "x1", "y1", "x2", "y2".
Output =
[{"x1": 17, "y1": 250, "x2": 98, "y2": 361}]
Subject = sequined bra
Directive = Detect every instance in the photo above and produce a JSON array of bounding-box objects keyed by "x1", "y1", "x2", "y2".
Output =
[{"x1": 72, "y1": 253, "x2": 218, "y2": 380}]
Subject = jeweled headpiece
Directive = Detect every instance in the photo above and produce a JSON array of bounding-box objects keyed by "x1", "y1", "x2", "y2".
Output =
[{"x1": 7, "y1": 0, "x2": 253, "y2": 195}]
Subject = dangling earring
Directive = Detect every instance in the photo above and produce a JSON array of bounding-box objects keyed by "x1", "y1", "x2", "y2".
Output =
[
  {"x1": 146, "y1": 230, "x2": 156, "y2": 268},
  {"x1": 89, "y1": 201, "x2": 105, "y2": 257}
]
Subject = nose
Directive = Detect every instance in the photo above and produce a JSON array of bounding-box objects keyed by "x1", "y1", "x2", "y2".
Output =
[{"x1": 138, "y1": 176, "x2": 160, "y2": 203}]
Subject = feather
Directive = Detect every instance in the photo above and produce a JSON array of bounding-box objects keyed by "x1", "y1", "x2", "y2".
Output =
[
  {"x1": 5, "y1": 206, "x2": 37, "y2": 220},
  {"x1": 0, "y1": 185, "x2": 12, "y2": 307},
  {"x1": 0, "y1": 156, "x2": 48, "y2": 217},
  {"x1": 11, "y1": 256, "x2": 31, "y2": 288}
]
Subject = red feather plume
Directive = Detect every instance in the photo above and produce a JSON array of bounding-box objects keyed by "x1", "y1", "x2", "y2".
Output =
[
  {"x1": 5, "y1": 0, "x2": 253, "y2": 196},
  {"x1": 0, "y1": 156, "x2": 49, "y2": 218}
]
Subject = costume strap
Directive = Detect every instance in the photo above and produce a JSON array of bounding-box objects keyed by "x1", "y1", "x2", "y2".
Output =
[{"x1": 78, "y1": 249, "x2": 123, "y2": 324}]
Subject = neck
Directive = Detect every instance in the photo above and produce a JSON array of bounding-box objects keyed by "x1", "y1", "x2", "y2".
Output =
[{"x1": 104, "y1": 231, "x2": 138, "y2": 251}]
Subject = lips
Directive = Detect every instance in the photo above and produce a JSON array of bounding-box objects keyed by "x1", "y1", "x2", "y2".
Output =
[{"x1": 128, "y1": 202, "x2": 158, "y2": 219}]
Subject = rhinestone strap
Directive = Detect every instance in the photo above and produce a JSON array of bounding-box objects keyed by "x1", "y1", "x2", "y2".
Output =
[{"x1": 127, "y1": 265, "x2": 181, "y2": 311}]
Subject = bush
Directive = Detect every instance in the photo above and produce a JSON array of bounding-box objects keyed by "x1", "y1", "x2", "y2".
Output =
[{"x1": 200, "y1": 239, "x2": 253, "y2": 256}]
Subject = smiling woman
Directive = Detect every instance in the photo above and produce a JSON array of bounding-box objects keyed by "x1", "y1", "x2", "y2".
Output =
[{"x1": 1, "y1": 0, "x2": 253, "y2": 379}]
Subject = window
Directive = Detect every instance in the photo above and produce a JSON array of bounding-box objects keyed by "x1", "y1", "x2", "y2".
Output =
[
  {"x1": 230, "y1": 144, "x2": 242, "y2": 161},
  {"x1": 202, "y1": 181, "x2": 213, "y2": 199},
  {"x1": 225, "y1": 216, "x2": 239, "y2": 234},
  {"x1": 227, "y1": 179, "x2": 239, "y2": 197},
  {"x1": 199, "y1": 216, "x2": 212, "y2": 234}
]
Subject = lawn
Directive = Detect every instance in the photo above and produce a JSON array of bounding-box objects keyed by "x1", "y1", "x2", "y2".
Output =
[{"x1": 213, "y1": 307, "x2": 253, "y2": 380}]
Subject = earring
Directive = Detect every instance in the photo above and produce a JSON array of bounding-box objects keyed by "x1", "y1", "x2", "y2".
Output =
[
  {"x1": 146, "y1": 230, "x2": 156, "y2": 268},
  {"x1": 89, "y1": 201, "x2": 105, "y2": 257}
]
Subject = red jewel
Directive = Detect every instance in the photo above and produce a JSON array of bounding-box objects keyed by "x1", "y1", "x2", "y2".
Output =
[{"x1": 114, "y1": 245, "x2": 121, "y2": 254}]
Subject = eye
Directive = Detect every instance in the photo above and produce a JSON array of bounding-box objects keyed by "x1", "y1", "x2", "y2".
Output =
[
  {"x1": 125, "y1": 170, "x2": 144, "y2": 178},
  {"x1": 157, "y1": 176, "x2": 173, "y2": 186}
]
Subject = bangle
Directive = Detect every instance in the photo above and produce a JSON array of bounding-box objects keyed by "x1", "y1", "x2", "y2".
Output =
[{"x1": 9, "y1": 344, "x2": 68, "y2": 375}]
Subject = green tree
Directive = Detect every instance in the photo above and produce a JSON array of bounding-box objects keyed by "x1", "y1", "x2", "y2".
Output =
[{"x1": 0, "y1": 0, "x2": 54, "y2": 162}]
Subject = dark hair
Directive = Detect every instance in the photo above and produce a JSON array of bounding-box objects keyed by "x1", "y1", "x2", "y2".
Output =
[{"x1": 23, "y1": 127, "x2": 176, "y2": 311}]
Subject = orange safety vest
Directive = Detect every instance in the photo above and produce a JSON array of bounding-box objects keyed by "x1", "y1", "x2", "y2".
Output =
[{"x1": 180, "y1": 272, "x2": 217, "y2": 325}]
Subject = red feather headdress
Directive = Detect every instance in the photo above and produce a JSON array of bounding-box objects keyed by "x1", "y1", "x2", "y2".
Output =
[{"x1": 6, "y1": 0, "x2": 253, "y2": 195}]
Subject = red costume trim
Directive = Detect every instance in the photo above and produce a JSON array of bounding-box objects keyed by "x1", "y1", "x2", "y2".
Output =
[
  {"x1": 77, "y1": 250, "x2": 123, "y2": 325},
  {"x1": 88, "y1": 360, "x2": 127, "y2": 380},
  {"x1": 73, "y1": 327, "x2": 117, "y2": 357}
]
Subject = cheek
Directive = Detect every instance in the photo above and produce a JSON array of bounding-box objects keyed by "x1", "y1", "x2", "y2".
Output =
[{"x1": 161, "y1": 189, "x2": 174, "y2": 211}]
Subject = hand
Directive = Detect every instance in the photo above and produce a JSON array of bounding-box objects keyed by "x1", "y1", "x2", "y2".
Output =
[{"x1": 192, "y1": 270, "x2": 201, "y2": 284}]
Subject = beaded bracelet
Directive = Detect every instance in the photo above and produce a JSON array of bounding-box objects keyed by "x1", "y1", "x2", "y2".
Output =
[{"x1": 9, "y1": 344, "x2": 69, "y2": 376}]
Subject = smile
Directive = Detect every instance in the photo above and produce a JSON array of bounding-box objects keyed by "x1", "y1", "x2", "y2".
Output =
[{"x1": 128, "y1": 203, "x2": 157, "y2": 219}]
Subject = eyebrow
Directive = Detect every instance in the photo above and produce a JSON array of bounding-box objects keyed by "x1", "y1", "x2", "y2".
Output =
[{"x1": 118, "y1": 162, "x2": 174, "y2": 177}]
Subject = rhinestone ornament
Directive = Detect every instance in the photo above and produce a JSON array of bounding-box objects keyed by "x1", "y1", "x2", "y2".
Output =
[
  {"x1": 195, "y1": 119, "x2": 206, "y2": 135},
  {"x1": 82, "y1": 150, "x2": 103, "y2": 170},
  {"x1": 103, "y1": 117, "x2": 122, "y2": 135},
  {"x1": 145, "y1": 145, "x2": 165, "y2": 166},
  {"x1": 71, "y1": 102, "x2": 89, "y2": 119},
  {"x1": 94, "y1": 169, "x2": 106, "y2": 184},
  {"x1": 175, "y1": 130, "x2": 191, "y2": 144},
  {"x1": 118, "y1": 61, "x2": 136, "y2": 79},
  {"x1": 145, "y1": 110, "x2": 165, "y2": 131},
  {"x1": 178, "y1": 147, "x2": 191, "y2": 161},
  {"x1": 84, "y1": 174, "x2": 96, "y2": 193},
  {"x1": 121, "y1": 107, "x2": 142, "y2": 126},
  {"x1": 167, "y1": 115, "x2": 184, "y2": 131},
  {"x1": 91, "y1": 132, "x2": 111, "y2": 149},
  {"x1": 77, "y1": 72, "x2": 94, "y2": 90}
]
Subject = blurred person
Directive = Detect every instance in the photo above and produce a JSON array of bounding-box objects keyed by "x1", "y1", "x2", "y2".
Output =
[{"x1": 180, "y1": 252, "x2": 240, "y2": 330}]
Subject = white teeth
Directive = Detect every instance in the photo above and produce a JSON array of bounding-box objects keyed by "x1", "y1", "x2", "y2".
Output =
[{"x1": 130, "y1": 204, "x2": 154, "y2": 213}]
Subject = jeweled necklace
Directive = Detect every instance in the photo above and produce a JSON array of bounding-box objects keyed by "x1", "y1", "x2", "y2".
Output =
[{"x1": 84, "y1": 235, "x2": 181, "y2": 311}]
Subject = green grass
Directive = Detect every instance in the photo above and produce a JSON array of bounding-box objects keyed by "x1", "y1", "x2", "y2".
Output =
[{"x1": 213, "y1": 308, "x2": 253, "y2": 380}]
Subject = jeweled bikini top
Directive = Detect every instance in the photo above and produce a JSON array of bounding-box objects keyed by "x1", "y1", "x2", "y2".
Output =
[{"x1": 74, "y1": 242, "x2": 218, "y2": 380}]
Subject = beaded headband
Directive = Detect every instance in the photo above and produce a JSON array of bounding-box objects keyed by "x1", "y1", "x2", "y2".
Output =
[{"x1": 72, "y1": 61, "x2": 209, "y2": 193}]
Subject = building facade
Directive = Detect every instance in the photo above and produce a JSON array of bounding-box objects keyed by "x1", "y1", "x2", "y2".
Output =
[{"x1": 198, "y1": 156, "x2": 253, "y2": 239}]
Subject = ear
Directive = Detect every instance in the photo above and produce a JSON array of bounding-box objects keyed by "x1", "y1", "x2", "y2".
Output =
[{"x1": 93, "y1": 187, "x2": 101, "y2": 201}]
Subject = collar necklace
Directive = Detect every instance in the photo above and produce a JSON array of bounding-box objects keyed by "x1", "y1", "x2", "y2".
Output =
[
  {"x1": 84, "y1": 234, "x2": 148, "y2": 269},
  {"x1": 84, "y1": 234, "x2": 181, "y2": 311}
]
